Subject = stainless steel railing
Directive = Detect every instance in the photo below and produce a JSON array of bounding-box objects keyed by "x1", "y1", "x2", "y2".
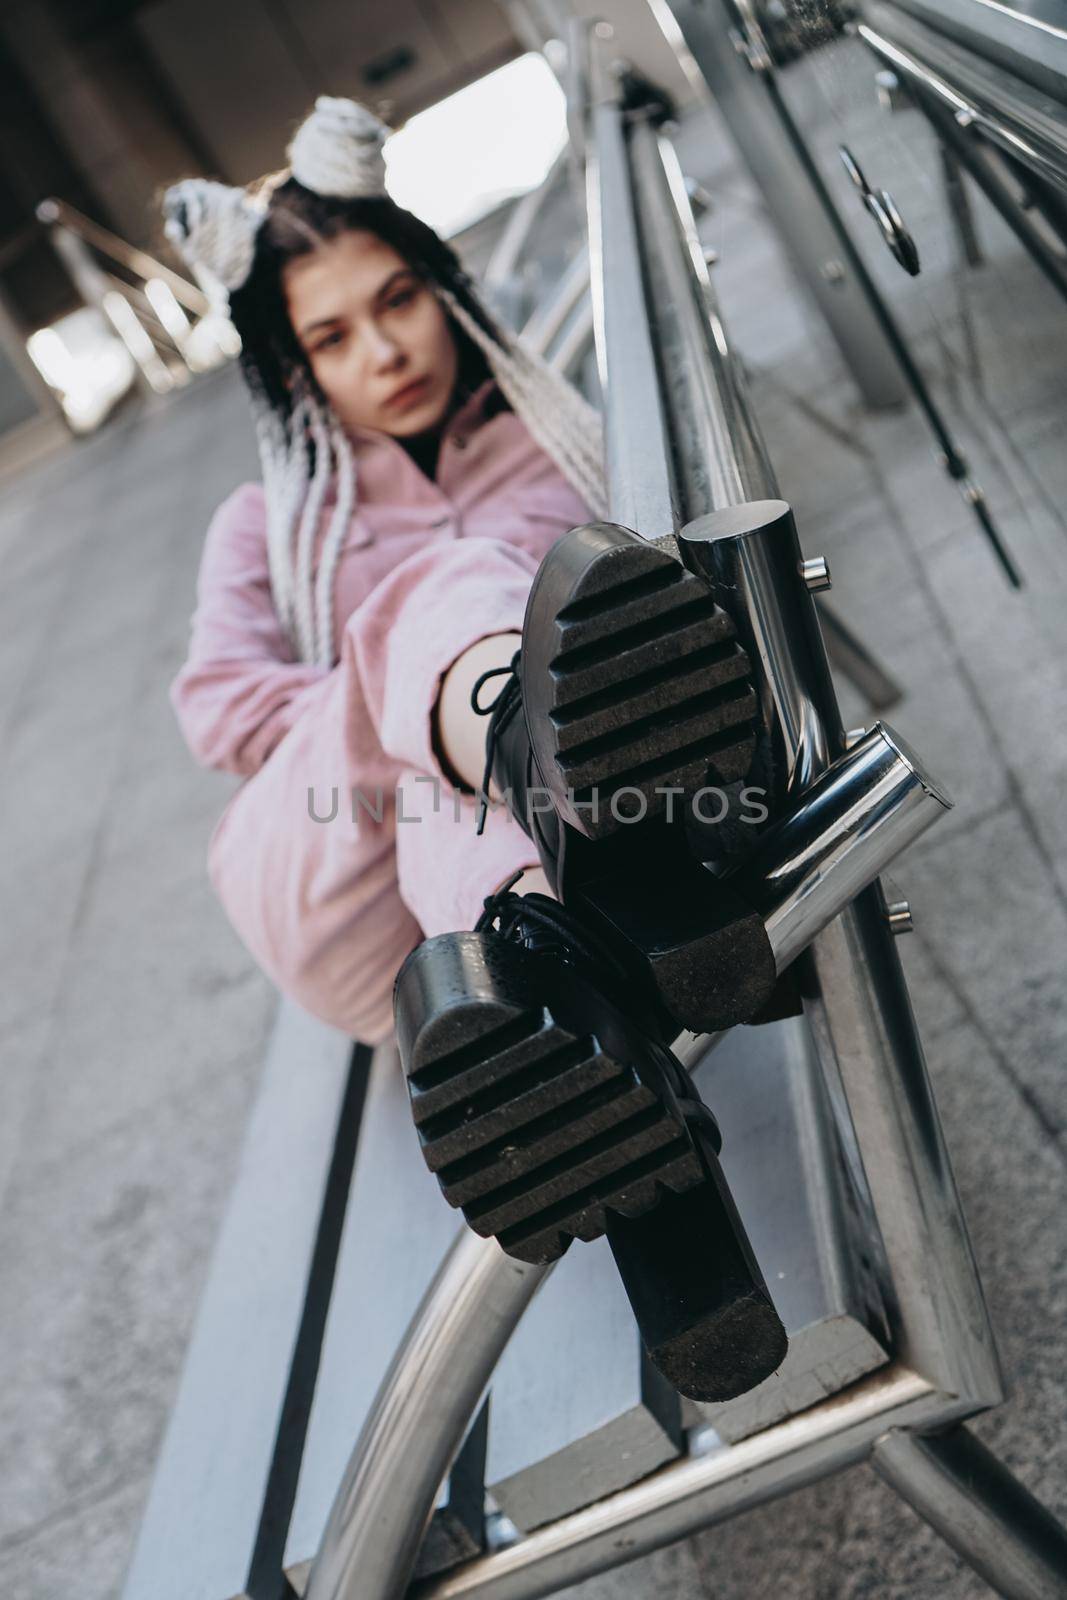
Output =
[{"x1": 35, "y1": 196, "x2": 237, "y2": 400}]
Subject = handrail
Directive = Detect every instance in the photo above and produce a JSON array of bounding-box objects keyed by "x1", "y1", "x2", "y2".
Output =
[
  {"x1": 36, "y1": 198, "x2": 211, "y2": 317},
  {"x1": 860, "y1": 2, "x2": 1067, "y2": 194},
  {"x1": 34, "y1": 195, "x2": 237, "y2": 413}
]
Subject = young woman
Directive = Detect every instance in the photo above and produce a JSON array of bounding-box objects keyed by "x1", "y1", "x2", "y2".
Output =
[{"x1": 166, "y1": 97, "x2": 786, "y2": 1402}]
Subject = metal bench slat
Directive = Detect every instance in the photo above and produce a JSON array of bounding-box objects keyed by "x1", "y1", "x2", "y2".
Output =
[
  {"x1": 283, "y1": 1041, "x2": 486, "y2": 1586},
  {"x1": 121, "y1": 1002, "x2": 359, "y2": 1600}
]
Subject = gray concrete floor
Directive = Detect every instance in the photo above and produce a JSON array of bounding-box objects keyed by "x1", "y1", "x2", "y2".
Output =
[{"x1": 2, "y1": 59, "x2": 1067, "y2": 1600}]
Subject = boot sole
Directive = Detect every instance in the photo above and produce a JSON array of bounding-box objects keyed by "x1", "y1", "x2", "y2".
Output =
[
  {"x1": 394, "y1": 931, "x2": 706, "y2": 1265},
  {"x1": 523, "y1": 523, "x2": 759, "y2": 842},
  {"x1": 519, "y1": 523, "x2": 778, "y2": 1034}
]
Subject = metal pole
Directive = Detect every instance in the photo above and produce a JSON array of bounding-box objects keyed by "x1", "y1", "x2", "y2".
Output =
[
  {"x1": 420, "y1": 1366, "x2": 945, "y2": 1598},
  {"x1": 586, "y1": 87, "x2": 677, "y2": 535},
  {"x1": 873, "y1": 1426, "x2": 1067, "y2": 1599},
  {"x1": 520, "y1": 247, "x2": 589, "y2": 356},
  {"x1": 629, "y1": 120, "x2": 779, "y2": 510},
  {"x1": 529, "y1": 163, "x2": 903, "y2": 702},
  {"x1": 859, "y1": 2, "x2": 1067, "y2": 196},
  {"x1": 44, "y1": 225, "x2": 173, "y2": 397},
  {"x1": 36, "y1": 197, "x2": 211, "y2": 316},
  {"x1": 735, "y1": 720, "x2": 952, "y2": 972},
  {"x1": 858, "y1": 19, "x2": 1067, "y2": 302},
  {"x1": 304, "y1": 1231, "x2": 547, "y2": 1600},
  {"x1": 647, "y1": 0, "x2": 908, "y2": 410},
  {"x1": 591, "y1": 87, "x2": 1002, "y2": 1405},
  {"x1": 546, "y1": 290, "x2": 595, "y2": 377},
  {"x1": 485, "y1": 147, "x2": 569, "y2": 291},
  {"x1": 650, "y1": 0, "x2": 1022, "y2": 588}
]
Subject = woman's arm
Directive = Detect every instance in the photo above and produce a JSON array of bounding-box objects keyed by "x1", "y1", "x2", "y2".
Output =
[{"x1": 169, "y1": 483, "x2": 334, "y2": 777}]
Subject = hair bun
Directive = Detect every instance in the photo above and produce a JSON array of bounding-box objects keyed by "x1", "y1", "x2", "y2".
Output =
[
  {"x1": 162, "y1": 178, "x2": 263, "y2": 292},
  {"x1": 287, "y1": 97, "x2": 391, "y2": 198}
]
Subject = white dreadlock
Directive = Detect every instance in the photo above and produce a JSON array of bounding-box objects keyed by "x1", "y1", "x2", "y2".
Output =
[
  {"x1": 163, "y1": 96, "x2": 608, "y2": 667},
  {"x1": 250, "y1": 390, "x2": 357, "y2": 667},
  {"x1": 436, "y1": 290, "x2": 608, "y2": 523}
]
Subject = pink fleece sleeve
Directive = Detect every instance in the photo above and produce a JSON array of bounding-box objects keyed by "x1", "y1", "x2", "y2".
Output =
[
  {"x1": 202, "y1": 534, "x2": 543, "y2": 1042},
  {"x1": 169, "y1": 483, "x2": 334, "y2": 777}
]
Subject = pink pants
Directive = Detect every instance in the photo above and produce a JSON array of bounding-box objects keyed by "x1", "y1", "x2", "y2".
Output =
[{"x1": 207, "y1": 538, "x2": 545, "y2": 1044}]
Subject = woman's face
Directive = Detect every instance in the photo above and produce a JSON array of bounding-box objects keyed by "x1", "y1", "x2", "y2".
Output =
[{"x1": 283, "y1": 229, "x2": 460, "y2": 438}]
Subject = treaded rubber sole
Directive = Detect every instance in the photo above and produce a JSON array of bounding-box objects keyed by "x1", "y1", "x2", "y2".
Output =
[
  {"x1": 523, "y1": 523, "x2": 759, "y2": 841},
  {"x1": 394, "y1": 930, "x2": 706, "y2": 1265}
]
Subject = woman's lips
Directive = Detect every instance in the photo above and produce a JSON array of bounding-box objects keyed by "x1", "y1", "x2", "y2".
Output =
[{"x1": 385, "y1": 376, "x2": 430, "y2": 409}]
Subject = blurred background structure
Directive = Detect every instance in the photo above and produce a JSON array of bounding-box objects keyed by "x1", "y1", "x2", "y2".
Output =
[{"x1": 1, "y1": 2, "x2": 1066, "y2": 1597}]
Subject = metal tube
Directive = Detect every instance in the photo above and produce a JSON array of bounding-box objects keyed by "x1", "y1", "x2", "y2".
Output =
[
  {"x1": 873, "y1": 1426, "x2": 1067, "y2": 1599},
  {"x1": 36, "y1": 197, "x2": 211, "y2": 315},
  {"x1": 648, "y1": 0, "x2": 908, "y2": 410},
  {"x1": 680, "y1": 500, "x2": 840, "y2": 796},
  {"x1": 859, "y1": 19, "x2": 1067, "y2": 302},
  {"x1": 628, "y1": 118, "x2": 778, "y2": 512},
  {"x1": 520, "y1": 247, "x2": 589, "y2": 356},
  {"x1": 677, "y1": 502, "x2": 1002, "y2": 1405},
  {"x1": 304, "y1": 1232, "x2": 548, "y2": 1600},
  {"x1": 420, "y1": 1367, "x2": 948, "y2": 1599},
  {"x1": 651, "y1": 0, "x2": 1021, "y2": 587},
  {"x1": 485, "y1": 148, "x2": 568, "y2": 290},
  {"x1": 586, "y1": 97, "x2": 678, "y2": 536},
  {"x1": 736, "y1": 722, "x2": 953, "y2": 973},
  {"x1": 45, "y1": 227, "x2": 172, "y2": 397},
  {"x1": 859, "y1": 5, "x2": 1067, "y2": 196},
  {"x1": 547, "y1": 291, "x2": 594, "y2": 377}
]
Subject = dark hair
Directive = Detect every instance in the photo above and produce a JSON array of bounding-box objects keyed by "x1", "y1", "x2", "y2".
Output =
[{"x1": 227, "y1": 178, "x2": 506, "y2": 422}]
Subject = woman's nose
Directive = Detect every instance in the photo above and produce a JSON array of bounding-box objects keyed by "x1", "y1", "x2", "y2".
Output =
[{"x1": 364, "y1": 320, "x2": 403, "y2": 370}]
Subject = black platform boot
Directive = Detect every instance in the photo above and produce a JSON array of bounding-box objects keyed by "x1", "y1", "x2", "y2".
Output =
[
  {"x1": 393, "y1": 873, "x2": 787, "y2": 1402},
  {"x1": 468, "y1": 521, "x2": 783, "y2": 1036}
]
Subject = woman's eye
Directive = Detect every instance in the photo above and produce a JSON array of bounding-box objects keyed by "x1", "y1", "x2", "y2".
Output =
[
  {"x1": 314, "y1": 329, "x2": 345, "y2": 352},
  {"x1": 386, "y1": 288, "x2": 416, "y2": 310}
]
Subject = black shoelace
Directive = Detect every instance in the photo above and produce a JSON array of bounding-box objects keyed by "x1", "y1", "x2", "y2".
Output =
[
  {"x1": 475, "y1": 869, "x2": 633, "y2": 989},
  {"x1": 475, "y1": 871, "x2": 722, "y2": 1152},
  {"x1": 469, "y1": 649, "x2": 522, "y2": 836}
]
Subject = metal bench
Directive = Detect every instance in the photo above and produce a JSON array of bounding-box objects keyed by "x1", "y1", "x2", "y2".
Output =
[{"x1": 122, "y1": 992, "x2": 903, "y2": 1600}]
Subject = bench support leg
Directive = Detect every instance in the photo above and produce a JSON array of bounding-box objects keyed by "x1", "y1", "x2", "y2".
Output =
[
  {"x1": 872, "y1": 1425, "x2": 1067, "y2": 1599},
  {"x1": 305, "y1": 1229, "x2": 547, "y2": 1600}
]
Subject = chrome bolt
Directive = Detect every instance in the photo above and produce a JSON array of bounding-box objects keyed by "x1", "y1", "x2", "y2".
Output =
[
  {"x1": 800, "y1": 556, "x2": 832, "y2": 592},
  {"x1": 885, "y1": 898, "x2": 914, "y2": 934}
]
